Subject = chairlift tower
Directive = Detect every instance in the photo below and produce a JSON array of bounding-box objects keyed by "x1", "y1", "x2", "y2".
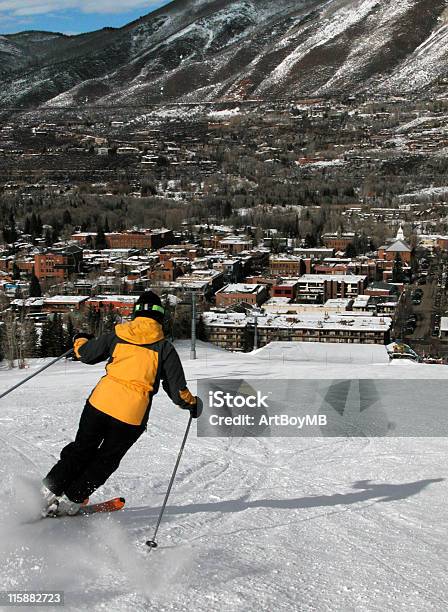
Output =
[{"x1": 190, "y1": 291, "x2": 197, "y2": 360}]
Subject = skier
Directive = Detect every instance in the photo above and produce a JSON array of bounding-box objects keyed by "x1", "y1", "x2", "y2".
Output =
[{"x1": 41, "y1": 290, "x2": 202, "y2": 516}]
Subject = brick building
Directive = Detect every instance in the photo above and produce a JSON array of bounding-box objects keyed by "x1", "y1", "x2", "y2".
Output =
[
  {"x1": 271, "y1": 281, "x2": 299, "y2": 300},
  {"x1": 201, "y1": 313, "x2": 249, "y2": 352},
  {"x1": 158, "y1": 245, "x2": 203, "y2": 262},
  {"x1": 86, "y1": 295, "x2": 139, "y2": 317},
  {"x1": 321, "y1": 232, "x2": 355, "y2": 251},
  {"x1": 106, "y1": 229, "x2": 174, "y2": 250},
  {"x1": 150, "y1": 259, "x2": 184, "y2": 282},
  {"x1": 269, "y1": 255, "x2": 308, "y2": 277},
  {"x1": 203, "y1": 312, "x2": 392, "y2": 351},
  {"x1": 34, "y1": 246, "x2": 82, "y2": 282},
  {"x1": 34, "y1": 253, "x2": 67, "y2": 281},
  {"x1": 365, "y1": 282, "x2": 399, "y2": 298},
  {"x1": 71, "y1": 229, "x2": 174, "y2": 251},
  {"x1": 296, "y1": 274, "x2": 367, "y2": 303},
  {"x1": 219, "y1": 237, "x2": 253, "y2": 254},
  {"x1": 215, "y1": 283, "x2": 268, "y2": 308},
  {"x1": 43, "y1": 296, "x2": 89, "y2": 313},
  {"x1": 378, "y1": 239, "x2": 412, "y2": 264}
]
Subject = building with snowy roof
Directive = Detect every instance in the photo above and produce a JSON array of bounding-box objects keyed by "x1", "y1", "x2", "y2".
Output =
[
  {"x1": 378, "y1": 239, "x2": 412, "y2": 263},
  {"x1": 296, "y1": 274, "x2": 367, "y2": 303},
  {"x1": 215, "y1": 283, "x2": 268, "y2": 308},
  {"x1": 203, "y1": 311, "x2": 392, "y2": 352},
  {"x1": 43, "y1": 296, "x2": 89, "y2": 313}
]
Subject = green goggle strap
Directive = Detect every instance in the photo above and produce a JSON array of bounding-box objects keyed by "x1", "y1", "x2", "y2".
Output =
[{"x1": 134, "y1": 304, "x2": 165, "y2": 314}]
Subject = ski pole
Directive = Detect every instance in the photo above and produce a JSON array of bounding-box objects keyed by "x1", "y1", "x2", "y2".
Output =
[
  {"x1": 146, "y1": 414, "x2": 193, "y2": 549},
  {"x1": 0, "y1": 349, "x2": 73, "y2": 402}
]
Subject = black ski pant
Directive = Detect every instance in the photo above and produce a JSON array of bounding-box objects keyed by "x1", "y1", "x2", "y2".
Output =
[{"x1": 43, "y1": 401, "x2": 145, "y2": 503}]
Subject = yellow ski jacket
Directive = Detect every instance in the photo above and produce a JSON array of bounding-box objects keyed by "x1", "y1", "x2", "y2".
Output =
[{"x1": 74, "y1": 318, "x2": 196, "y2": 426}]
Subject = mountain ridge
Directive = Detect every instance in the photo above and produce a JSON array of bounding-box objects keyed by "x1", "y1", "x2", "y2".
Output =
[{"x1": 1, "y1": 0, "x2": 448, "y2": 108}]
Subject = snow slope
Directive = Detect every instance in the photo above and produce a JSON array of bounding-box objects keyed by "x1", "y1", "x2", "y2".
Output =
[
  {"x1": 3, "y1": 0, "x2": 448, "y2": 107},
  {"x1": 1, "y1": 342, "x2": 448, "y2": 611}
]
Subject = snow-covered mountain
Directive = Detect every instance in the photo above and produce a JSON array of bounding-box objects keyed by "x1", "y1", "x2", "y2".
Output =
[
  {"x1": 1, "y1": 341, "x2": 448, "y2": 610},
  {"x1": 1, "y1": 0, "x2": 448, "y2": 107}
]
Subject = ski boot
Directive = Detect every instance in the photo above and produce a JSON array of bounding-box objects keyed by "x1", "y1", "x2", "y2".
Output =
[
  {"x1": 40, "y1": 485, "x2": 58, "y2": 515},
  {"x1": 45, "y1": 495, "x2": 90, "y2": 517}
]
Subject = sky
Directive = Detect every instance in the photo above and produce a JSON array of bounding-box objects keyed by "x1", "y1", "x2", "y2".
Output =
[{"x1": 0, "y1": 0, "x2": 172, "y2": 35}]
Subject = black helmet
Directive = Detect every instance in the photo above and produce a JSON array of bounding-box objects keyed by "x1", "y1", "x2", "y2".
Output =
[{"x1": 132, "y1": 291, "x2": 165, "y2": 323}]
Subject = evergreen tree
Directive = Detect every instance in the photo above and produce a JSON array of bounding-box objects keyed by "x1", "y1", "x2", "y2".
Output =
[
  {"x1": 345, "y1": 242, "x2": 357, "y2": 258},
  {"x1": 197, "y1": 315, "x2": 207, "y2": 342},
  {"x1": 3, "y1": 211, "x2": 18, "y2": 244},
  {"x1": 10, "y1": 210, "x2": 17, "y2": 242},
  {"x1": 24, "y1": 320, "x2": 39, "y2": 358},
  {"x1": 103, "y1": 305, "x2": 119, "y2": 333},
  {"x1": 39, "y1": 314, "x2": 65, "y2": 357},
  {"x1": 36, "y1": 214, "x2": 43, "y2": 236},
  {"x1": 39, "y1": 317, "x2": 53, "y2": 357},
  {"x1": 161, "y1": 295, "x2": 174, "y2": 340},
  {"x1": 62, "y1": 209, "x2": 72, "y2": 226},
  {"x1": 304, "y1": 233, "x2": 317, "y2": 248},
  {"x1": 53, "y1": 314, "x2": 66, "y2": 355},
  {"x1": 24, "y1": 217, "x2": 31, "y2": 235},
  {"x1": 392, "y1": 253, "x2": 404, "y2": 283},
  {"x1": 44, "y1": 228, "x2": 53, "y2": 247},
  {"x1": 95, "y1": 224, "x2": 107, "y2": 250},
  {"x1": 64, "y1": 315, "x2": 75, "y2": 351},
  {"x1": 29, "y1": 268, "x2": 42, "y2": 297},
  {"x1": 12, "y1": 261, "x2": 21, "y2": 281},
  {"x1": 87, "y1": 306, "x2": 102, "y2": 335},
  {"x1": 30, "y1": 212, "x2": 40, "y2": 237}
]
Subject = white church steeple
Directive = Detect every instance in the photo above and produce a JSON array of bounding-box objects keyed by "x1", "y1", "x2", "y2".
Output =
[{"x1": 396, "y1": 225, "x2": 405, "y2": 241}]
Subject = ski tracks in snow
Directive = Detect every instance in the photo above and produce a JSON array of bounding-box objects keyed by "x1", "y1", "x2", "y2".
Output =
[{"x1": 1, "y1": 354, "x2": 448, "y2": 610}]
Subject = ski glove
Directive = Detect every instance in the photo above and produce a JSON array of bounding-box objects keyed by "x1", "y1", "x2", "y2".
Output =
[
  {"x1": 189, "y1": 396, "x2": 203, "y2": 419},
  {"x1": 73, "y1": 332, "x2": 94, "y2": 359},
  {"x1": 179, "y1": 389, "x2": 203, "y2": 419}
]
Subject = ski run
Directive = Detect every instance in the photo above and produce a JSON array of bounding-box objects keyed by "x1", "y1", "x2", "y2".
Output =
[{"x1": 1, "y1": 340, "x2": 448, "y2": 611}]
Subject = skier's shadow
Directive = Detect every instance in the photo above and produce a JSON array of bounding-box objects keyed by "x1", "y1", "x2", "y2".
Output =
[{"x1": 124, "y1": 478, "x2": 444, "y2": 522}]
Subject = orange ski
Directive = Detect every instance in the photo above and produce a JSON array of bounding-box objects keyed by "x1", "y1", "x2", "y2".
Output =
[{"x1": 79, "y1": 497, "x2": 125, "y2": 515}]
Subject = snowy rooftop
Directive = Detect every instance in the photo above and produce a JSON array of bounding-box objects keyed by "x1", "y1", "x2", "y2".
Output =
[
  {"x1": 298, "y1": 274, "x2": 367, "y2": 283},
  {"x1": 204, "y1": 312, "x2": 391, "y2": 332},
  {"x1": 440, "y1": 317, "x2": 448, "y2": 332},
  {"x1": 274, "y1": 280, "x2": 299, "y2": 287},
  {"x1": 294, "y1": 248, "x2": 334, "y2": 253},
  {"x1": 255, "y1": 314, "x2": 391, "y2": 332},
  {"x1": 383, "y1": 240, "x2": 412, "y2": 253},
  {"x1": 87, "y1": 295, "x2": 139, "y2": 303},
  {"x1": 217, "y1": 284, "x2": 266, "y2": 294},
  {"x1": 324, "y1": 298, "x2": 353, "y2": 308},
  {"x1": 44, "y1": 296, "x2": 89, "y2": 304},
  {"x1": 353, "y1": 295, "x2": 371, "y2": 306},
  {"x1": 264, "y1": 297, "x2": 292, "y2": 305},
  {"x1": 219, "y1": 237, "x2": 252, "y2": 245},
  {"x1": 10, "y1": 298, "x2": 45, "y2": 307},
  {"x1": 270, "y1": 255, "x2": 303, "y2": 261}
]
